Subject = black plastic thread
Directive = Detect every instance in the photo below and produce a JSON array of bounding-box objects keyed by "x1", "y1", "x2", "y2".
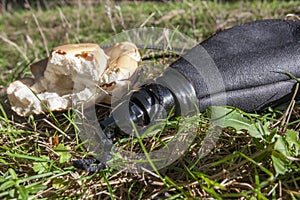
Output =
[{"x1": 129, "y1": 83, "x2": 178, "y2": 126}]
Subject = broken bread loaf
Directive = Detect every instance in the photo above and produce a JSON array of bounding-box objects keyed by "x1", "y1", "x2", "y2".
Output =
[{"x1": 7, "y1": 42, "x2": 141, "y2": 116}]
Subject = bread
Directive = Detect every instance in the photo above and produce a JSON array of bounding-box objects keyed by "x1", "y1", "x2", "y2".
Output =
[{"x1": 7, "y1": 42, "x2": 141, "y2": 116}]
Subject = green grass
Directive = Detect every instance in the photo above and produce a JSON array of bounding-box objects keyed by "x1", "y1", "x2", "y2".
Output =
[{"x1": 1, "y1": 0, "x2": 300, "y2": 199}]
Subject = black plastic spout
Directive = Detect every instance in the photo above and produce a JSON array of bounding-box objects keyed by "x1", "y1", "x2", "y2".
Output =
[
  {"x1": 100, "y1": 67, "x2": 198, "y2": 137},
  {"x1": 100, "y1": 83, "x2": 174, "y2": 137}
]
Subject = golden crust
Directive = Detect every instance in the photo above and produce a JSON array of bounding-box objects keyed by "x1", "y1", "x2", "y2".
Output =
[{"x1": 52, "y1": 43, "x2": 101, "y2": 54}]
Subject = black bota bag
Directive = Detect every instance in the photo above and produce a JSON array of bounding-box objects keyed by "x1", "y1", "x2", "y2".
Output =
[
  {"x1": 101, "y1": 19, "x2": 300, "y2": 133},
  {"x1": 75, "y1": 19, "x2": 300, "y2": 172}
]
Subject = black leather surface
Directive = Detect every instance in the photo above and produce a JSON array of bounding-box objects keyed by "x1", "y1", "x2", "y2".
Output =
[{"x1": 170, "y1": 19, "x2": 300, "y2": 112}]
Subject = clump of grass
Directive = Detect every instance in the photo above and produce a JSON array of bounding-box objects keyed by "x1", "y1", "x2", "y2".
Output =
[{"x1": 1, "y1": 1, "x2": 300, "y2": 199}]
